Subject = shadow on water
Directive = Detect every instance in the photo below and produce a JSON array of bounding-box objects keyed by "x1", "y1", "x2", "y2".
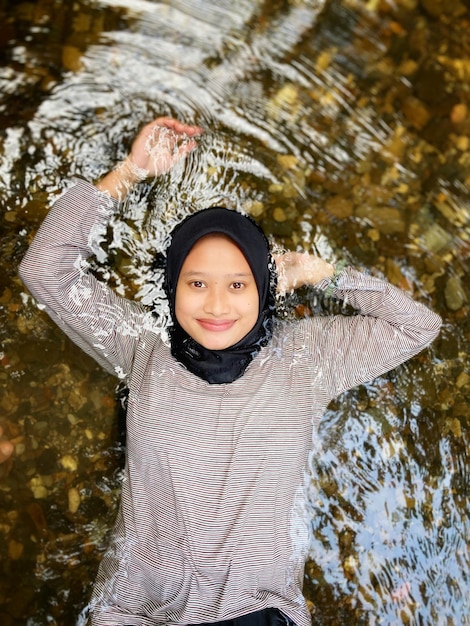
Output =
[{"x1": 0, "y1": 0, "x2": 469, "y2": 624}]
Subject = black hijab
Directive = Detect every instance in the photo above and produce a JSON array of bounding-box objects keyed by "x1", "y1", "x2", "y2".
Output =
[{"x1": 164, "y1": 207, "x2": 277, "y2": 384}]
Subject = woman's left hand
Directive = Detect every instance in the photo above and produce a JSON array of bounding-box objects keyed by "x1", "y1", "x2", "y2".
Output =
[{"x1": 275, "y1": 251, "x2": 334, "y2": 293}]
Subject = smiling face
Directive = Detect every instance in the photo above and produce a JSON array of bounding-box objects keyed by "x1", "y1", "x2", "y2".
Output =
[{"x1": 175, "y1": 234, "x2": 259, "y2": 350}]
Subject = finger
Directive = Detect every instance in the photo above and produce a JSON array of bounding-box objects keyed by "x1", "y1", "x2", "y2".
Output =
[
  {"x1": 167, "y1": 123, "x2": 203, "y2": 138},
  {"x1": 168, "y1": 141, "x2": 199, "y2": 166},
  {"x1": 149, "y1": 117, "x2": 203, "y2": 137},
  {"x1": 183, "y1": 124, "x2": 204, "y2": 137}
]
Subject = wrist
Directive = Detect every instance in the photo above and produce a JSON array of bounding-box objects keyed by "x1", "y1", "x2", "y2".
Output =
[
  {"x1": 324, "y1": 260, "x2": 348, "y2": 296},
  {"x1": 118, "y1": 157, "x2": 150, "y2": 184},
  {"x1": 96, "y1": 158, "x2": 149, "y2": 199}
]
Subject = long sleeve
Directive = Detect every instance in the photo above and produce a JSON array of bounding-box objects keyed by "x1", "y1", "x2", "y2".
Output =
[
  {"x1": 299, "y1": 266, "x2": 442, "y2": 400},
  {"x1": 19, "y1": 178, "x2": 152, "y2": 379}
]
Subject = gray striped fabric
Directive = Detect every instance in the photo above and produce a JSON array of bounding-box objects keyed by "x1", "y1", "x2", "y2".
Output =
[{"x1": 19, "y1": 180, "x2": 441, "y2": 626}]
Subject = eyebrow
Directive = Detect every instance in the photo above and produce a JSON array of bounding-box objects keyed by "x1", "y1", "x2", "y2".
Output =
[{"x1": 180, "y1": 271, "x2": 253, "y2": 279}]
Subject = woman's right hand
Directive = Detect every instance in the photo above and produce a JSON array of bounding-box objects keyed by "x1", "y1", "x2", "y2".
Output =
[
  {"x1": 97, "y1": 117, "x2": 203, "y2": 198},
  {"x1": 127, "y1": 117, "x2": 203, "y2": 178}
]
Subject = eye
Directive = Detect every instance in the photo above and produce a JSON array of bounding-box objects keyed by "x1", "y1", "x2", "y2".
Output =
[
  {"x1": 190, "y1": 280, "x2": 206, "y2": 288},
  {"x1": 231, "y1": 282, "x2": 245, "y2": 290}
]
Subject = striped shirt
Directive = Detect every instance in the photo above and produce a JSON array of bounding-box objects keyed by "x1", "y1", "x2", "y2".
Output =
[{"x1": 19, "y1": 179, "x2": 442, "y2": 626}]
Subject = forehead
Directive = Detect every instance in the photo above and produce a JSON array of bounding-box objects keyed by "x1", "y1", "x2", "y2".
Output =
[
  {"x1": 186, "y1": 233, "x2": 245, "y2": 257},
  {"x1": 182, "y1": 233, "x2": 252, "y2": 270}
]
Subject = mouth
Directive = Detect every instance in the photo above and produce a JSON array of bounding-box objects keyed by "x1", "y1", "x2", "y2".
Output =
[{"x1": 196, "y1": 319, "x2": 236, "y2": 332}]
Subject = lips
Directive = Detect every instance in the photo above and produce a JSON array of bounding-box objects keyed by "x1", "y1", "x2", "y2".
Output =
[{"x1": 197, "y1": 319, "x2": 236, "y2": 332}]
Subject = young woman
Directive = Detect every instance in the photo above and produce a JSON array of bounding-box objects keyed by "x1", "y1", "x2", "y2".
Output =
[{"x1": 19, "y1": 118, "x2": 441, "y2": 626}]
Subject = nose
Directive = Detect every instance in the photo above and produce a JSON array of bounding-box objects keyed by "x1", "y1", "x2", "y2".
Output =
[{"x1": 203, "y1": 285, "x2": 230, "y2": 316}]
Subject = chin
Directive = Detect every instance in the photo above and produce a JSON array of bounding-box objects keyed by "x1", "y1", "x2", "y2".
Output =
[{"x1": 199, "y1": 337, "x2": 234, "y2": 350}]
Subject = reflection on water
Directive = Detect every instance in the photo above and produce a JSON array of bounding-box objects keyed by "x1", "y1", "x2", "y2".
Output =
[{"x1": 0, "y1": 0, "x2": 469, "y2": 623}]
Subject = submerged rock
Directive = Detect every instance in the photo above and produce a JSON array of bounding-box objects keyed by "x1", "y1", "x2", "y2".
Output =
[
  {"x1": 444, "y1": 276, "x2": 467, "y2": 311},
  {"x1": 67, "y1": 487, "x2": 81, "y2": 514},
  {"x1": 421, "y1": 223, "x2": 452, "y2": 253},
  {"x1": 355, "y1": 206, "x2": 405, "y2": 235},
  {"x1": 325, "y1": 195, "x2": 353, "y2": 219}
]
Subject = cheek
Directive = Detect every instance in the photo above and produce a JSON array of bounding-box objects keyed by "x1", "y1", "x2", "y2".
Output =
[
  {"x1": 174, "y1": 284, "x2": 187, "y2": 321},
  {"x1": 174, "y1": 285, "x2": 200, "y2": 322},
  {"x1": 251, "y1": 286, "x2": 260, "y2": 313},
  {"x1": 245, "y1": 293, "x2": 259, "y2": 321}
]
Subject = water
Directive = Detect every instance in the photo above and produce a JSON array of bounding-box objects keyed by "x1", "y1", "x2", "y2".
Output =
[{"x1": 1, "y1": 0, "x2": 469, "y2": 624}]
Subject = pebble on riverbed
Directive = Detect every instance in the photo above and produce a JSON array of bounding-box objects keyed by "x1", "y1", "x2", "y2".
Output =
[
  {"x1": 444, "y1": 276, "x2": 467, "y2": 311},
  {"x1": 68, "y1": 488, "x2": 81, "y2": 514}
]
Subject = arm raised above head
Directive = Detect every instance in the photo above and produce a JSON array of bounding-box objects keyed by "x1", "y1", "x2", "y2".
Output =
[
  {"x1": 18, "y1": 179, "x2": 145, "y2": 377},
  {"x1": 275, "y1": 250, "x2": 441, "y2": 398},
  {"x1": 299, "y1": 264, "x2": 442, "y2": 398},
  {"x1": 19, "y1": 117, "x2": 203, "y2": 377}
]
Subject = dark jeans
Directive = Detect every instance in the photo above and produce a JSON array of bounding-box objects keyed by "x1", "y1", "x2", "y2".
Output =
[{"x1": 191, "y1": 608, "x2": 296, "y2": 626}]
